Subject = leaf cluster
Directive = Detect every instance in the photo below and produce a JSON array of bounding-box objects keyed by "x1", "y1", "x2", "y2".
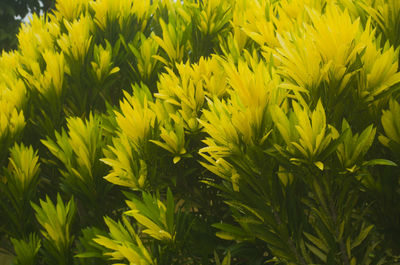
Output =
[{"x1": 1, "y1": 0, "x2": 400, "y2": 265}]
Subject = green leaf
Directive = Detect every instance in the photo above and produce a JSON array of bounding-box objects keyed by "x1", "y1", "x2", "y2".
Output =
[
  {"x1": 305, "y1": 243, "x2": 327, "y2": 263},
  {"x1": 314, "y1": 161, "x2": 324, "y2": 170},
  {"x1": 222, "y1": 251, "x2": 231, "y2": 265},
  {"x1": 362, "y1": 159, "x2": 397, "y2": 167},
  {"x1": 11, "y1": 233, "x2": 41, "y2": 265},
  {"x1": 166, "y1": 188, "x2": 175, "y2": 235},
  {"x1": 173, "y1": 156, "x2": 181, "y2": 164},
  {"x1": 74, "y1": 252, "x2": 104, "y2": 258},
  {"x1": 212, "y1": 223, "x2": 250, "y2": 239},
  {"x1": 351, "y1": 225, "x2": 374, "y2": 249},
  {"x1": 304, "y1": 232, "x2": 329, "y2": 253}
]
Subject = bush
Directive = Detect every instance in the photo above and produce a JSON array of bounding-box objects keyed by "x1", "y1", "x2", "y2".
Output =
[{"x1": 1, "y1": 0, "x2": 400, "y2": 264}]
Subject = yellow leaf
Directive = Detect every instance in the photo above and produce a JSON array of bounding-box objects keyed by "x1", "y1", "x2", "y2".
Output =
[{"x1": 314, "y1": 161, "x2": 324, "y2": 171}]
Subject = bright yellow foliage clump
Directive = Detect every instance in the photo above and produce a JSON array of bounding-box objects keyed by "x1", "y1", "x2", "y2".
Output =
[{"x1": 2, "y1": 0, "x2": 400, "y2": 264}]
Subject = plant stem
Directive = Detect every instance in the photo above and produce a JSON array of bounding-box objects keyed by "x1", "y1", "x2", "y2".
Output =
[
  {"x1": 327, "y1": 190, "x2": 351, "y2": 265},
  {"x1": 316, "y1": 176, "x2": 351, "y2": 265}
]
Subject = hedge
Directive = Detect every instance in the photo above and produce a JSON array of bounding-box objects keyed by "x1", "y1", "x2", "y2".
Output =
[{"x1": 1, "y1": 0, "x2": 400, "y2": 264}]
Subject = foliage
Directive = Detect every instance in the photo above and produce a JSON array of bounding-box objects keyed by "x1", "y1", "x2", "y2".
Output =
[
  {"x1": 1, "y1": 0, "x2": 400, "y2": 264},
  {"x1": 11, "y1": 233, "x2": 41, "y2": 265},
  {"x1": 41, "y1": 113, "x2": 115, "y2": 225},
  {"x1": 0, "y1": 144, "x2": 40, "y2": 238},
  {"x1": 0, "y1": 0, "x2": 53, "y2": 51},
  {"x1": 31, "y1": 194, "x2": 76, "y2": 265}
]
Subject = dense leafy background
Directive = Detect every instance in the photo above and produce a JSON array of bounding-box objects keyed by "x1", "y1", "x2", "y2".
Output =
[
  {"x1": 0, "y1": 0, "x2": 53, "y2": 51},
  {"x1": 1, "y1": 0, "x2": 400, "y2": 264}
]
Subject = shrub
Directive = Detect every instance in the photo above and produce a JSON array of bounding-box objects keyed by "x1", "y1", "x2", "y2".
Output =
[{"x1": 1, "y1": 0, "x2": 400, "y2": 264}]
